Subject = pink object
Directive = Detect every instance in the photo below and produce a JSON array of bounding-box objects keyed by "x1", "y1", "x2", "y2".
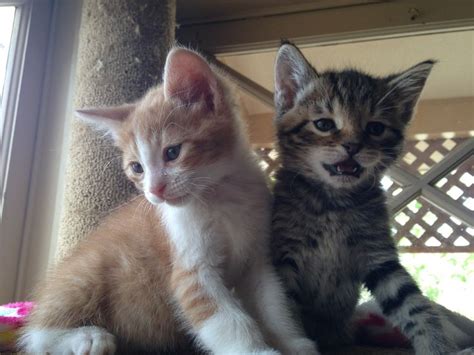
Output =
[
  {"x1": 0, "y1": 302, "x2": 34, "y2": 351},
  {"x1": 0, "y1": 302, "x2": 34, "y2": 328}
]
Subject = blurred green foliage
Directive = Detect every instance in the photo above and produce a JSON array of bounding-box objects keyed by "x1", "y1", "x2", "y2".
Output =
[{"x1": 359, "y1": 253, "x2": 473, "y2": 319}]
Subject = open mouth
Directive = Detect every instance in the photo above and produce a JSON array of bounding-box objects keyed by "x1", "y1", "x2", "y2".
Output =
[{"x1": 323, "y1": 159, "x2": 363, "y2": 177}]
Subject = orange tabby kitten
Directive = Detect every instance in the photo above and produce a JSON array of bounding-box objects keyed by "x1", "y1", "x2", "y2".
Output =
[{"x1": 20, "y1": 48, "x2": 317, "y2": 355}]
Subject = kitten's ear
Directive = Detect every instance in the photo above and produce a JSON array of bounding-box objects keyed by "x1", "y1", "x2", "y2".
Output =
[
  {"x1": 75, "y1": 104, "x2": 134, "y2": 140},
  {"x1": 274, "y1": 43, "x2": 316, "y2": 116},
  {"x1": 383, "y1": 60, "x2": 435, "y2": 120},
  {"x1": 163, "y1": 48, "x2": 219, "y2": 112}
]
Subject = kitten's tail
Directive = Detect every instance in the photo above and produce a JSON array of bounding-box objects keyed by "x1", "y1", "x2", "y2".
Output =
[{"x1": 436, "y1": 303, "x2": 474, "y2": 348}]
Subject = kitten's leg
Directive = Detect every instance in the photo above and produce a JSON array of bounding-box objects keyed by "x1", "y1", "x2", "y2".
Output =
[
  {"x1": 19, "y1": 326, "x2": 116, "y2": 355},
  {"x1": 272, "y1": 235, "x2": 321, "y2": 341},
  {"x1": 364, "y1": 254, "x2": 458, "y2": 354},
  {"x1": 238, "y1": 260, "x2": 319, "y2": 355},
  {"x1": 171, "y1": 264, "x2": 278, "y2": 355}
]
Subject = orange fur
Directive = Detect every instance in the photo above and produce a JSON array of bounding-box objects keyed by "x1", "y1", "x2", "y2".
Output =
[
  {"x1": 23, "y1": 56, "x2": 240, "y2": 353},
  {"x1": 21, "y1": 49, "x2": 317, "y2": 355},
  {"x1": 24, "y1": 197, "x2": 196, "y2": 351},
  {"x1": 170, "y1": 267, "x2": 218, "y2": 327}
]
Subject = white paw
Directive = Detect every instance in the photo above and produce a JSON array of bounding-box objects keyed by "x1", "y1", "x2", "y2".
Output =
[
  {"x1": 20, "y1": 326, "x2": 116, "y2": 355},
  {"x1": 284, "y1": 338, "x2": 319, "y2": 355},
  {"x1": 65, "y1": 326, "x2": 116, "y2": 355}
]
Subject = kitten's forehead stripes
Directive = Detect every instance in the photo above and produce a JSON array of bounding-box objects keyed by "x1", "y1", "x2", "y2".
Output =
[
  {"x1": 325, "y1": 71, "x2": 379, "y2": 115},
  {"x1": 294, "y1": 72, "x2": 385, "y2": 127}
]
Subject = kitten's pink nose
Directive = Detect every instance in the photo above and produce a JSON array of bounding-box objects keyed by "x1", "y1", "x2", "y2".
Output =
[{"x1": 150, "y1": 183, "x2": 167, "y2": 199}]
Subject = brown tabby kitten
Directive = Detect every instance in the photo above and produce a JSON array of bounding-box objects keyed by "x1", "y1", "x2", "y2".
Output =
[{"x1": 271, "y1": 42, "x2": 458, "y2": 355}]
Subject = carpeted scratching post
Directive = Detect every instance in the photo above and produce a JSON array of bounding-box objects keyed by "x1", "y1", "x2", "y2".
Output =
[{"x1": 56, "y1": 0, "x2": 175, "y2": 259}]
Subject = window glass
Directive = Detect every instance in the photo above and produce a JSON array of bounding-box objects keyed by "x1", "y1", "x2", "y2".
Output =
[
  {"x1": 0, "y1": 6, "x2": 16, "y2": 204},
  {"x1": 0, "y1": 6, "x2": 15, "y2": 120}
]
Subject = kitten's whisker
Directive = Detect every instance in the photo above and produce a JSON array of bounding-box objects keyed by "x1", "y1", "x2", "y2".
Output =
[
  {"x1": 191, "y1": 178, "x2": 216, "y2": 186},
  {"x1": 133, "y1": 197, "x2": 149, "y2": 220},
  {"x1": 101, "y1": 156, "x2": 122, "y2": 174},
  {"x1": 185, "y1": 186, "x2": 208, "y2": 207},
  {"x1": 188, "y1": 181, "x2": 216, "y2": 195},
  {"x1": 110, "y1": 194, "x2": 142, "y2": 213}
]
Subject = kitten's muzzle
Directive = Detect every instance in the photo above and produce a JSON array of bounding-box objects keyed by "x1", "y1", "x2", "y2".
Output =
[
  {"x1": 323, "y1": 158, "x2": 363, "y2": 177},
  {"x1": 342, "y1": 143, "x2": 361, "y2": 155},
  {"x1": 150, "y1": 183, "x2": 167, "y2": 199}
]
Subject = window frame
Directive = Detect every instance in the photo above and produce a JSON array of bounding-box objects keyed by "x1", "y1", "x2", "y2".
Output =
[{"x1": 0, "y1": 0, "x2": 53, "y2": 303}]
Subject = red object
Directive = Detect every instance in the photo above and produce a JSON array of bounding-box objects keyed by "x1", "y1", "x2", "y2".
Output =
[{"x1": 355, "y1": 312, "x2": 411, "y2": 348}]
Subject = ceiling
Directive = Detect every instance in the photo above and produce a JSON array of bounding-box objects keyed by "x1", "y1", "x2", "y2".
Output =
[
  {"x1": 177, "y1": 0, "x2": 376, "y2": 25},
  {"x1": 218, "y1": 30, "x2": 474, "y2": 116}
]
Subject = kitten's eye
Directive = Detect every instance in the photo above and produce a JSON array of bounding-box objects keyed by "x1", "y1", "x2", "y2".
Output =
[
  {"x1": 314, "y1": 118, "x2": 336, "y2": 132},
  {"x1": 366, "y1": 122, "x2": 386, "y2": 136},
  {"x1": 164, "y1": 144, "x2": 181, "y2": 161},
  {"x1": 131, "y1": 161, "x2": 143, "y2": 174}
]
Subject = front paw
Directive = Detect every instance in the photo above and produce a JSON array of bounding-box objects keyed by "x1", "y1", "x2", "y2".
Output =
[
  {"x1": 19, "y1": 326, "x2": 116, "y2": 355},
  {"x1": 284, "y1": 338, "x2": 320, "y2": 355}
]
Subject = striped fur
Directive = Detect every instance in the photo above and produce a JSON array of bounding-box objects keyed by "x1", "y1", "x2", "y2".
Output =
[
  {"x1": 271, "y1": 43, "x2": 457, "y2": 354},
  {"x1": 170, "y1": 267, "x2": 218, "y2": 327}
]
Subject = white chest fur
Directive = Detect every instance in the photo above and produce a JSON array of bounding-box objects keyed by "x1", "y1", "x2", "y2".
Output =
[{"x1": 160, "y1": 175, "x2": 271, "y2": 285}]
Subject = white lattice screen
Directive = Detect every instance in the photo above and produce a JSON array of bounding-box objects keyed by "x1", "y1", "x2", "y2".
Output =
[
  {"x1": 399, "y1": 136, "x2": 467, "y2": 176},
  {"x1": 254, "y1": 135, "x2": 474, "y2": 252}
]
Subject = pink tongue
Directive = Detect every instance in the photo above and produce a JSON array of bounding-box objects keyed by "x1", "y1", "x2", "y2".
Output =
[{"x1": 337, "y1": 160, "x2": 358, "y2": 173}]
